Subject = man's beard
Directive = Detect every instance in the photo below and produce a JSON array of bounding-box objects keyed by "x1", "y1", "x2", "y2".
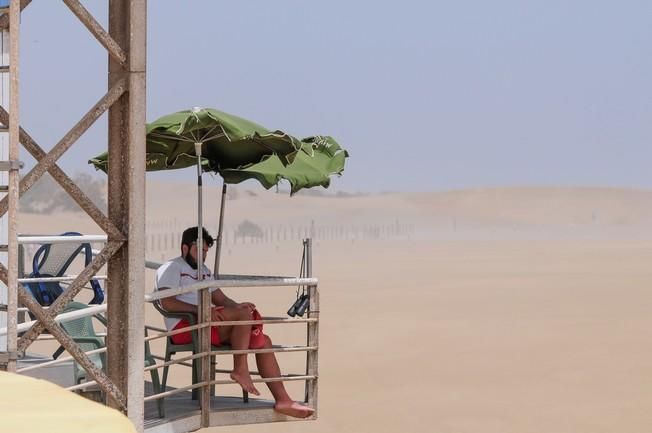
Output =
[{"x1": 183, "y1": 253, "x2": 199, "y2": 270}]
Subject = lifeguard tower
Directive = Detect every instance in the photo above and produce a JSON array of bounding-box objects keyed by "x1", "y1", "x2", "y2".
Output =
[{"x1": 0, "y1": 2, "x2": 320, "y2": 432}]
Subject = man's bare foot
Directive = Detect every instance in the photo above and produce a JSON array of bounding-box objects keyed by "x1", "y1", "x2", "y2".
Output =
[
  {"x1": 230, "y1": 370, "x2": 260, "y2": 396},
  {"x1": 274, "y1": 401, "x2": 315, "y2": 418}
]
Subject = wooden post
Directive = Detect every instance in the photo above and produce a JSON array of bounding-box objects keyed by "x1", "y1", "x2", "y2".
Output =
[
  {"x1": 107, "y1": 0, "x2": 146, "y2": 430},
  {"x1": 5, "y1": 0, "x2": 20, "y2": 373}
]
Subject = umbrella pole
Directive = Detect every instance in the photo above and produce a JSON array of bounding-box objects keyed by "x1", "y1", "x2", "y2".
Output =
[
  {"x1": 213, "y1": 183, "x2": 227, "y2": 277},
  {"x1": 194, "y1": 143, "x2": 204, "y2": 276},
  {"x1": 194, "y1": 142, "x2": 211, "y2": 425}
]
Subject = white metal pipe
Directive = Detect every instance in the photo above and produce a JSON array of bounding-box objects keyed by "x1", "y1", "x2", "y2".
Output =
[
  {"x1": 144, "y1": 352, "x2": 204, "y2": 372},
  {"x1": 142, "y1": 318, "x2": 317, "y2": 343},
  {"x1": 142, "y1": 317, "x2": 317, "y2": 346},
  {"x1": 212, "y1": 374, "x2": 317, "y2": 386},
  {"x1": 209, "y1": 345, "x2": 317, "y2": 356},
  {"x1": 142, "y1": 379, "x2": 207, "y2": 401},
  {"x1": 142, "y1": 345, "x2": 316, "y2": 376},
  {"x1": 145, "y1": 259, "x2": 161, "y2": 270},
  {"x1": 144, "y1": 276, "x2": 319, "y2": 302},
  {"x1": 207, "y1": 318, "x2": 318, "y2": 327},
  {"x1": 66, "y1": 380, "x2": 98, "y2": 392},
  {"x1": 0, "y1": 305, "x2": 29, "y2": 312},
  {"x1": 17, "y1": 235, "x2": 108, "y2": 244},
  {"x1": 192, "y1": 139, "x2": 212, "y2": 427},
  {"x1": 18, "y1": 342, "x2": 316, "y2": 377},
  {"x1": 143, "y1": 375, "x2": 317, "y2": 402},
  {"x1": 18, "y1": 275, "x2": 107, "y2": 283},
  {"x1": 306, "y1": 237, "x2": 319, "y2": 410},
  {"x1": 17, "y1": 345, "x2": 107, "y2": 373},
  {"x1": 144, "y1": 323, "x2": 209, "y2": 342},
  {"x1": 0, "y1": 303, "x2": 107, "y2": 335},
  {"x1": 213, "y1": 182, "x2": 227, "y2": 277}
]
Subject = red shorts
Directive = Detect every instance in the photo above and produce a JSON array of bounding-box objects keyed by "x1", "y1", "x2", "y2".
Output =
[
  {"x1": 169, "y1": 309, "x2": 266, "y2": 349},
  {"x1": 171, "y1": 319, "x2": 222, "y2": 346}
]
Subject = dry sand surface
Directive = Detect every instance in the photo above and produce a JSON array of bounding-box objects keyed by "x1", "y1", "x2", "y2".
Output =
[
  {"x1": 15, "y1": 184, "x2": 652, "y2": 432},
  {"x1": 214, "y1": 239, "x2": 652, "y2": 433}
]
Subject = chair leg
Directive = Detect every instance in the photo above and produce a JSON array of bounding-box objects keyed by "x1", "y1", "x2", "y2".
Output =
[
  {"x1": 191, "y1": 358, "x2": 199, "y2": 400},
  {"x1": 161, "y1": 349, "x2": 173, "y2": 393},
  {"x1": 191, "y1": 340, "x2": 200, "y2": 401},
  {"x1": 149, "y1": 368, "x2": 165, "y2": 418},
  {"x1": 242, "y1": 390, "x2": 249, "y2": 403},
  {"x1": 52, "y1": 345, "x2": 65, "y2": 359},
  {"x1": 210, "y1": 355, "x2": 216, "y2": 397}
]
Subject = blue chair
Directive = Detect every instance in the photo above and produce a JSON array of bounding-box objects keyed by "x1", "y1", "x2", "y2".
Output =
[{"x1": 25, "y1": 232, "x2": 104, "y2": 307}]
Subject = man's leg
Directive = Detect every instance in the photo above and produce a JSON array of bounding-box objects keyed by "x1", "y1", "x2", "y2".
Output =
[
  {"x1": 217, "y1": 307, "x2": 260, "y2": 395},
  {"x1": 255, "y1": 335, "x2": 315, "y2": 418}
]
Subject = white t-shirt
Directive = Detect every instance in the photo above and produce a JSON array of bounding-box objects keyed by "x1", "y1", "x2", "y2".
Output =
[{"x1": 155, "y1": 256, "x2": 216, "y2": 330}]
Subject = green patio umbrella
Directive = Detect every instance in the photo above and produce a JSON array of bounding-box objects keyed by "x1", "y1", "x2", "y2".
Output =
[
  {"x1": 90, "y1": 107, "x2": 307, "y2": 277},
  {"x1": 90, "y1": 107, "x2": 302, "y2": 172},
  {"x1": 89, "y1": 107, "x2": 347, "y2": 275},
  {"x1": 211, "y1": 135, "x2": 347, "y2": 273},
  {"x1": 221, "y1": 135, "x2": 347, "y2": 195}
]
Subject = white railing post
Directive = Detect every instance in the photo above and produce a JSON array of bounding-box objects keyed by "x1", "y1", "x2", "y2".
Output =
[{"x1": 305, "y1": 238, "x2": 319, "y2": 414}]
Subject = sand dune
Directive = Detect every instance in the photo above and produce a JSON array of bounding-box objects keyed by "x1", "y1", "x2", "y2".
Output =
[
  {"x1": 19, "y1": 184, "x2": 652, "y2": 238},
  {"x1": 406, "y1": 187, "x2": 652, "y2": 225},
  {"x1": 147, "y1": 183, "x2": 652, "y2": 236}
]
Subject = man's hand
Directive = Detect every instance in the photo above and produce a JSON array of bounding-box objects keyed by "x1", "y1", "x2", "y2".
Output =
[
  {"x1": 237, "y1": 302, "x2": 256, "y2": 312},
  {"x1": 211, "y1": 306, "x2": 226, "y2": 321}
]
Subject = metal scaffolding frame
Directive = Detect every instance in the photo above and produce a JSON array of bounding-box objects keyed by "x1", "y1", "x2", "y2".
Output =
[
  {"x1": 0, "y1": 0, "x2": 147, "y2": 431},
  {"x1": 0, "y1": 3, "x2": 320, "y2": 432}
]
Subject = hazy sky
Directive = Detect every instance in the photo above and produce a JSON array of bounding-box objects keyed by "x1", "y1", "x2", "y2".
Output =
[{"x1": 16, "y1": 1, "x2": 652, "y2": 192}]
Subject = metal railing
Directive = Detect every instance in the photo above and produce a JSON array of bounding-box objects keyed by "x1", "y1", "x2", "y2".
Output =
[
  {"x1": 140, "y1": 239, "x2": 319, "y2": 422},
  {"x1": 6, "y1": 235, "x2": 320, "y2": 425}
]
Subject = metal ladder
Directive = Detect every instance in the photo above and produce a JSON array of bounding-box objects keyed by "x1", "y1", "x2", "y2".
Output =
[{"x1": 0, "y1": 0, "x2": 22, "y2": 372}]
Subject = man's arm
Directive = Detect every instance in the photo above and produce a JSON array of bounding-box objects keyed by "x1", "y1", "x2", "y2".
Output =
[
  {"x1": 159, "y1": 288, "x2": 200, "y2": 314},
  {"x1": 211, "y1": 288, "x2": 238, "y2": 308},
  {"x1": 159, "y1": 287, "x2": 227, "y2": 322},
  {"x1": 211, "y1": 288, "x2": 256, "y2": 312}
]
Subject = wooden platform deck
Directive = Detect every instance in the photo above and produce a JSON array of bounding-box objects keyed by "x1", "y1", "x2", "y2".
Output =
[{"x1": 143, "y1": 383, "x2": 315, "y2": 433}]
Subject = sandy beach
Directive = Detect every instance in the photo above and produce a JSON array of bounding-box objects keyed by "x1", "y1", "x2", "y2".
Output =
[
  {"x1": 203, "y1": 238, "x2": 651, "y2": 433},
  {"x1": 16, "y1": 183, "x2": 652, "y2": 432}
]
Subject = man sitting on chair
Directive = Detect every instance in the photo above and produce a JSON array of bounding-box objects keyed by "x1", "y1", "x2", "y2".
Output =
[{"x1": 155, "y1": 226, "x2": 314, "y2": 418}]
